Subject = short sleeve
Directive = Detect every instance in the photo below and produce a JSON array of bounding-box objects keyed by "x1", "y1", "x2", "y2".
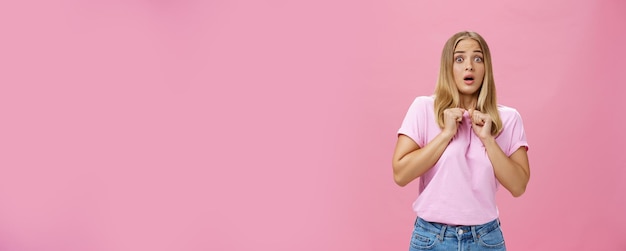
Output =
[
  {"x1": 397, "y1": 97, "x2": 428, "y2": 148},
  {"x1": 505, "y1": 110, "x2": 529, "y2": 156}
]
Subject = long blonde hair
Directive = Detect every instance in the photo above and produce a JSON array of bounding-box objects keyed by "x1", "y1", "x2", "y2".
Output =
[{"x1": 434, "y1": 31, "x2": 502, "y2": 135}]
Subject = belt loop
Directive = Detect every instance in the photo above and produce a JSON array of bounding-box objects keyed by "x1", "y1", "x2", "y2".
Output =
[
  {"x1": 471, "y1": 226, "x2": 478, "y2": 242},
  {"x1": 439, "y1": 224, "x2": 447, "y2": 241}
]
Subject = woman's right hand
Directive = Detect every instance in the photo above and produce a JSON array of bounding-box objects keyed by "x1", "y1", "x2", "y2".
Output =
[
  {"x1": 393, "y1": 107, "x2": 466, "y2": 186},
  {"x1": 442, "y1": 108, "x2": 466, "y2": 138}
]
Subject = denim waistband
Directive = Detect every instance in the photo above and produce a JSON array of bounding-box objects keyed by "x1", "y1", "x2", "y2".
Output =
[{"x1": 414, "y1": 217, "x2": 501, "y2": 241}]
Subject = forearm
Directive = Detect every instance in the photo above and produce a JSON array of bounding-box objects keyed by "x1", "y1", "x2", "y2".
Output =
[
  {"x1": 393, "y1": 132, "x2": 453, "y2": 186},
  {"x1": 483, "y1": 138, "x2": 530, "y2": 197}
]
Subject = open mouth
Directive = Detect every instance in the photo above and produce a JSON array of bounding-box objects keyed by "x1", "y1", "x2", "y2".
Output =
[{"x1": 463, "y1": 76, "x2": 474, "y2": 84}]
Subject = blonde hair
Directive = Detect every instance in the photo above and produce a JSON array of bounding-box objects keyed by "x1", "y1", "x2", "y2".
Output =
[{"x1": 434, "y1": 31, "x2": 502, "y2": 135}]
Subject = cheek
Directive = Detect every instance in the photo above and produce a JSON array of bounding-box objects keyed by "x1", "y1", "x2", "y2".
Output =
[
  {"x1": 477, "y1": 73, "x2": 485, "y2": 81},
  {"x1": 453, "y1": 64, "x2": 464, "y2": 77},
  {"x1": 476, "y1": 66, "x2": 486, "y2": 79}
]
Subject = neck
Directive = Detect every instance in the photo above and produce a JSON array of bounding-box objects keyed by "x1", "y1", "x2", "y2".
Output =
[{"x1": 459, "y1": 95, "x2": 478, "y2": 110}]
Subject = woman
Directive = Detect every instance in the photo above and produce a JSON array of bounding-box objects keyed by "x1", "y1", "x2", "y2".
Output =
[{"x1": 392, "y1": 31, "x2": 530, "y2": 251}]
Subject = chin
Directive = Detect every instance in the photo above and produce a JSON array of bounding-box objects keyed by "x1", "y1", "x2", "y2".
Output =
[
  {"x1": 460, "y1": 92, "x2": 478, "y2": 96},
  {"x1": 460, "y1": 83, "x2": 481, "y2": 92}
]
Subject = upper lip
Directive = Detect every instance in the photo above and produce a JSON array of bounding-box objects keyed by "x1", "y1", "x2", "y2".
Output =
[{"x1": 463, "y1": 74, "x2": 474, "y2": 80}]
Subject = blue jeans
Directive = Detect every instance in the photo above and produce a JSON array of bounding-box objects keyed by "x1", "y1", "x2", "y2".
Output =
[{"x1": 409, "y1": 217, "x2": 506, "y2": 251}]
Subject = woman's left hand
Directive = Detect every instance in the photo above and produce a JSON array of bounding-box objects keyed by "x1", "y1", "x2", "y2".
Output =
[{"x1": 469, "y1": 109, "x2": 493, "y2": 140}]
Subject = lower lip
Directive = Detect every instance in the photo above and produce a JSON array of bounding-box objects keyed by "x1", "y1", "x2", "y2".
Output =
[{"x1": 464, "y1": 80, "x2": 474, "y2": 85}]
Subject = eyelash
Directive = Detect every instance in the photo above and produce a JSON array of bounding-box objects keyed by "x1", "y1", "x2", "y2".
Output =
[{"x1": 455, "y1": 56, "x2": 483, "y2": 63}]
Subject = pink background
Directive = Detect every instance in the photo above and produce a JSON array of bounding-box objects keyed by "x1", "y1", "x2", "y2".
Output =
[{"x1": 1, "y1": 0, "x2": 625, "y2": 250}]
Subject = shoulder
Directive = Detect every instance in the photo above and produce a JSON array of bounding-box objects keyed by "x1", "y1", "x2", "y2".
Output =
[
  {"x1": 411, "y1": 95, "x2": 435, "y2": 108},
  {"x1": 406, "y1": 96, "x2": 435, "y2": 115},
  {"x1": 497, "y1": 104, "x2": 524, "y2": 124}
]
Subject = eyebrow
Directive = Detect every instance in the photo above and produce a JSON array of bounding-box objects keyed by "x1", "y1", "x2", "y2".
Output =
[{"x1": 454, "y1": 50, "x2": 483, "y2": 54}]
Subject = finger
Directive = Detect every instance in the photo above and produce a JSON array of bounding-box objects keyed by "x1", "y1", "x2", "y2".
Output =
[
  {"x1": 468, "y1": 108, "x2": 476, "y2": 124},
  {"x1": 473, "y1": 113, "x2": 484, "y2": 126}
]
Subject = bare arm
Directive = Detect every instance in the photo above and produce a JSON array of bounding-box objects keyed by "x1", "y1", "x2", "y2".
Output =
[
  {"x1": 483, "y1": 141, "x2": 530, "y2": 197},
  {"x1": 392, "y1": 108, "x2": 465, "y2": 187},
  {"x1": 469, "y1": 109, "x2": 530, "y2": 197},
  {"x1": 391, "y1": 133, "x2": 453, "y2": 187}
]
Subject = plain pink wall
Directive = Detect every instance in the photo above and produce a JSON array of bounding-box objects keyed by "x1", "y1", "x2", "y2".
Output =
[{"x1": 1, "y1": 0, "x2": 625, "y2": 250}]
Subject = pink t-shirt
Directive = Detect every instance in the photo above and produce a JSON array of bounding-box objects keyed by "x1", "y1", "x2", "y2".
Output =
[{"x1": 397, "y1": 96, "x2": 528, "y2": 225}]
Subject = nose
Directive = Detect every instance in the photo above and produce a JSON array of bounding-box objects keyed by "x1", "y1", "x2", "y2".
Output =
[{"x1": 465, "y1": 61, "x2": 473, "y2": 71}]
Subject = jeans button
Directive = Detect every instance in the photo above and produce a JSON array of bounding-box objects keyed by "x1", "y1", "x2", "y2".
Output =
[{"x1": 458, "y1": 229, "x2": 463, "y2": 235}]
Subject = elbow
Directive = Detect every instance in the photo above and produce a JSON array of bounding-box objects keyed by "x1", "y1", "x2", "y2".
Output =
[
  {"x1": 507, "y1": 171, "x2": 530, "y2": 197},
  {"x1": 510, "y1": 185, "x2": 527, "y2": 198},
  {"x1": 392, "y1": 161, "x2": 407, "y2": 187},
  {"x1": 511, "y1": 190, "x2": 525, "y2": 198},
  {"x1": 393, "y1": 173, "x2": 409, "y2": 187},
  {"x1": 392, "y1": 160, "x2": 414, "y2": 187},
  {"x1": 511, "y1": 175, "x2": 530, "y2": 197}
]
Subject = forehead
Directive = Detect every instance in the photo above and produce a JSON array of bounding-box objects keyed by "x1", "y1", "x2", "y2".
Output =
[{"x1": 454, "y1": 39, "x2": 482, "y2": 52}]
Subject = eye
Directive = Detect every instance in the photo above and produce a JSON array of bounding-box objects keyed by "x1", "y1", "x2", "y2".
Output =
[
  {"x1": 455, "y1": 56, "x2": 464, "y2": 63},
  {"x1": 474, "y1": 56, "x2": 483, "y2": 63}
]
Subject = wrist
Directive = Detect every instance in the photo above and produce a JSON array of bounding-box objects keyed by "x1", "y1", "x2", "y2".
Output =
[
  {"x1": 480, "y1": 135, "x2": 496, "y2": 145},
  {"x1": 440, "y1": 130, "x2": 455, "y2": 142}
]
